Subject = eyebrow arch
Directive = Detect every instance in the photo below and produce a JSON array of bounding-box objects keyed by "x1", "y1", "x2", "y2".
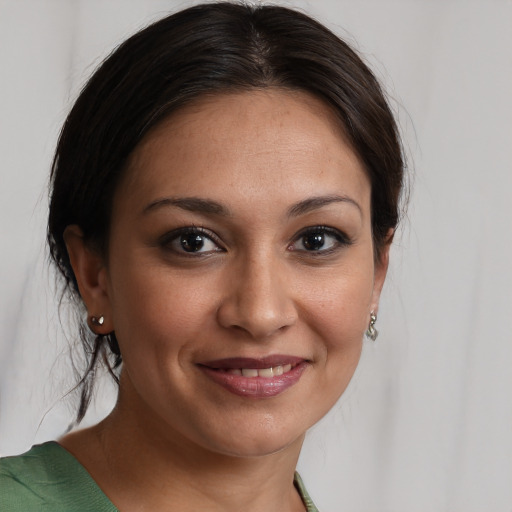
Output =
[
  {"x1": 142, "y1": 194, "x2": 361, "y2": 218},
  {"x1": 142, "y1": 197, "x2": 232, "y2": 216},
  {"x1": 287, "y1": 195, "x2": 362, "y2": 217}
]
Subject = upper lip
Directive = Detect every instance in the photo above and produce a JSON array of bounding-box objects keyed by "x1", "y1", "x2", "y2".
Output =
[{"x1": 199, "y1": 355, "x2": 306, "y2": 369}]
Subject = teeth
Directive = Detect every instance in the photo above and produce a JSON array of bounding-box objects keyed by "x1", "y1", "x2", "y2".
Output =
[
  {"x1": 225, "y1": 364, "x2": 295, "y2": 378},
  {"x1": 258, "y1": 367, "x2": 274, "y2": 378},
  {"x1": 241, "y1": 369, "x2": 259, "y2": 378}
]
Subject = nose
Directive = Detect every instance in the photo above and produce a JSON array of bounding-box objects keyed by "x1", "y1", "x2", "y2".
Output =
[{"x1": 216, "y1": 252, "x2": 298, "y2": 340}]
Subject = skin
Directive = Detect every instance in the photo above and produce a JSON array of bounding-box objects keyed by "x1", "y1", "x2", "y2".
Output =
[{"x1": 62, "y1": 89, "x2": 391, "y2": 512}]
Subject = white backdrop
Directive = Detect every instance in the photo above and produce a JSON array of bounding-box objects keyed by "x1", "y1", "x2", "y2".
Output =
[{"x1": 1, "y1": 1, "x2": 511, "y2": 511}]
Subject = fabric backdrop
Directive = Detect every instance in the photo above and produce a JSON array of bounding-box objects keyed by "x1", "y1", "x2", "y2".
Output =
[{"x1": 1, "y1": 1, "x2": 511, "y2": 511}]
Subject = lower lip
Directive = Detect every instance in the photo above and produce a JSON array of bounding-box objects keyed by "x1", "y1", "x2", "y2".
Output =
[{"x1": 198, "y1": 362, "x2": 309, "y2": 398}]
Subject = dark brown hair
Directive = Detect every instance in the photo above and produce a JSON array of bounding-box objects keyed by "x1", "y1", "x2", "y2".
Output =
[{"x1": 48, "y1": 2, "x2": 405, "y2": 424}]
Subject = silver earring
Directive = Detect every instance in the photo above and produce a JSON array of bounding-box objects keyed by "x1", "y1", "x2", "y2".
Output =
[
  {"x1": 91, "y1": 315, "x2": 105, "y2": 326},
  {"x1": 365, "y1": 311, "x2": 378, "y2": 341}
]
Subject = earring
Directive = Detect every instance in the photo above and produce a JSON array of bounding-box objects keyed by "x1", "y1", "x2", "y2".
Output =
[
  {"x1": 365, "y1": 311, "x2": 378, "y2": 341},
  {"x1": 91, "y1": 315, "x2": 105, "y2": 326}
]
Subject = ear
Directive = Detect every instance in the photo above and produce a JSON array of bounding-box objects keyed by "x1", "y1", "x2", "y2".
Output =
[
  {"x1": 370, "y1": 229, "x2": 394, "y2": 314},
  {"x1": 63, "y1": 225, "x2": 113, "y2": 334}
]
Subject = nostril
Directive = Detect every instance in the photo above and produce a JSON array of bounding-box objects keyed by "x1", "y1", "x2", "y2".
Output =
[{"x1": 216, "y1": 298, "x2": 297, "y2": 340}]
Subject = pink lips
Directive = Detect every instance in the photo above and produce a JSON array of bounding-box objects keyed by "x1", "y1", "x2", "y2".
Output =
[{"x1": 198, "y1": 356, "x2": 308, "y2": 398}]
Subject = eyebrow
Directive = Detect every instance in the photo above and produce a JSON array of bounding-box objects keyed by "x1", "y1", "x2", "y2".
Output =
[
  {"x1": 142, "y1": 197, "x2": 231, "y2": 216},
  {"x1": 142, "y1": 194, "x2": 361, "y2": 218},
  {"x1": 287, "y1": 195, "x2": 362, "y2": 217}
]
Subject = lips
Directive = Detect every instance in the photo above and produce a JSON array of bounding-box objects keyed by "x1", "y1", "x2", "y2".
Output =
[{"x1": 198, "y1": 356, "x2": 309, "y2": 398}]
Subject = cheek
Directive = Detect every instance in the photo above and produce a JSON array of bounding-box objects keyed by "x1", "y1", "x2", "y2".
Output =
[
  {"x1": 301, "y1": 266, "x2": 374, "y2": 339},
  {"x1": 298, "y1": 264, "x2": 374, "y2": 394},
  {"x1": 107, "y1": 262, "x2": 219, "y2": 358}
]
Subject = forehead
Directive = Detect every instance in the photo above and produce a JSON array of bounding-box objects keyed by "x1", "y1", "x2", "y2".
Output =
[{"x1": 116, "y1": 89, "x2": 370, "y2": 216}]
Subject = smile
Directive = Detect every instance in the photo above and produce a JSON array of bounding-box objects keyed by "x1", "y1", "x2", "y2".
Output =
[
  {"x1": 221, "y1": 364, "x2": 294, "y2": 377},
  {"x1": 198, "y1": 356, "x2": 309, "y2": 398}
]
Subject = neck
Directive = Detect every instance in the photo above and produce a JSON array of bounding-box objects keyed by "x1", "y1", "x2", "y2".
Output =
[{"x1": 61, "y1": 387, "x2": 306, "y2": 512}]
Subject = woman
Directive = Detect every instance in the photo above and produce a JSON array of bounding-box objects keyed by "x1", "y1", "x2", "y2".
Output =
[{"x1": 0, "y1": 2, "x2": 404, "y2": 511}]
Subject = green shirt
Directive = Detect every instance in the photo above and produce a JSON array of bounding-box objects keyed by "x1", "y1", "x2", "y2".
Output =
[{"x1": 0, "y1": 442, "x2": 319, "y2": 511}]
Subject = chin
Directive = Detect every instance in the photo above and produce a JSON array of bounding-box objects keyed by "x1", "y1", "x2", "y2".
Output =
[
  {"x1": 207, "y1": 432, "x2": 305, "y2": 459},
  {"x1": 191, "y1": 412, "x2": 308, "y2": 459}
]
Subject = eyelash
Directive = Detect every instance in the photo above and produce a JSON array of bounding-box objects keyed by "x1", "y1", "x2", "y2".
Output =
[
  {"x1": 159, "y1": 226, "x2": 224, "y2": 257},
  {"x1": 159, "y1": 225, "x2": 352, "y2": 258},
  {"x1": 289, "y1": 226, "x2": 353, "y2": 256}
]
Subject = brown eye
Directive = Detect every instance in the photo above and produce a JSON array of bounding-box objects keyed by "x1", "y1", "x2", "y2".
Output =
[
  {"x1": 161, "y1": 227, "x2": 223, "y2": 255},
  {"x1": 290, "y1": 226, "x2": 351, "y2": 253},
  {"x1": 302, "y1": 232, "x2": 325, "y2": 251},
  {"x1": 180, "y1": 233, "x2": 207, "y2": 252}
]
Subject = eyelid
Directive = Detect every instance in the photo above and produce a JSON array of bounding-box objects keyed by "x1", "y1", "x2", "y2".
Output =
[
  {"x1": 159, "y1": 226, "x2": 225, "y2": 254},
  {"x1": 289, "y1": 225, "x2": 353, "y2": 253},
  {"x1": 158, "y1": 224, "x2": 352, "y2": 257}
]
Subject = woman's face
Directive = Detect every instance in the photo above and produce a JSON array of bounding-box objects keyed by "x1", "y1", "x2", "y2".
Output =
[{"x1": 89, "y1": 90, "x2": 389, "y2": 457}]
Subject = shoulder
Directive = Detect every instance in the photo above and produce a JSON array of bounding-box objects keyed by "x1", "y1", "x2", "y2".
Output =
[
  {"x1": 0, "y1": 443, "x2": 57, "y2": 510},
  {"x1": 0, "y1": 442, "x2": 117, "y2": 512}
]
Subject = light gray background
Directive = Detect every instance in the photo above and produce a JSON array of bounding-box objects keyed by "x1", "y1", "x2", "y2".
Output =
[{"x1": 1, "y1": 1, "x2": 511, "y2": 511}]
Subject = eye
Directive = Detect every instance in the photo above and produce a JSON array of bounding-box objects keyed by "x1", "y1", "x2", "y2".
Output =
[
  {"x1": 161, "y1": 227, "x2": 223, "y2": 255},
  {"x1": 289, "y1": 226, "x2": 351, "y2": 253}
]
